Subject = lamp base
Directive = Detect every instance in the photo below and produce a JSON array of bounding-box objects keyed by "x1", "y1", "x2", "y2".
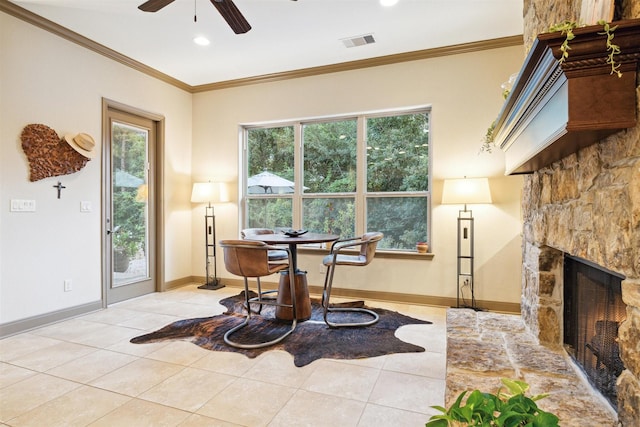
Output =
[
  {"x1": 198, "y1": 279, "x2": 225, "y2": 291},
  {"x1": 452, "y1": 305, "x2": 485, "y2": 312}
]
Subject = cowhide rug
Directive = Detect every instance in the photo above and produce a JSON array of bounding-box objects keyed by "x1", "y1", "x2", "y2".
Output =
[{"x1": 131, "y1": 291, "x2": 432, "y2": 367}]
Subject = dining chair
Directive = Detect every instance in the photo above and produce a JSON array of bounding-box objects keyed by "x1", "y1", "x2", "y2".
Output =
[
  {"x1": 219, "y1": 240, "x2": 297, "y2": 349},
  {"x1": 321, "y1": 232, "x2": 383, "y2": 328},
  {"x1": 240, "y1": 228, "x2": 288, "y2": 313},
  {"x1": 241, "y1": 228, "x2": 288, "y2": 261}
]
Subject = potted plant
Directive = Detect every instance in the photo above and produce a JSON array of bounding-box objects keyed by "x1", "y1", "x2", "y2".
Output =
[
  {"x1": 426, "y1": 378, "x2": 559, "y2": 426},
  {"x1": 113, "y1": 228, "x2": 138, "y2": 273},
  {"x1": 416, "y1": 242, "x2": 429, "y2": 253}
]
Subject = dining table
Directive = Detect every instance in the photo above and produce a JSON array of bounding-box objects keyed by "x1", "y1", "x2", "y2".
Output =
[{"x1": 254, "y1": 232, "x2": 339, "y2": 321}]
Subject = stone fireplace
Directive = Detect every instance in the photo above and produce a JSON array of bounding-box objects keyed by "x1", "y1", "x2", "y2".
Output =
[
  {"x1": 514, "y1": 2, "x2": 640, "y2": 425},
  {"x1": 444, "y1": 2, "x2": 639, "y2": 425},
  {"x1": 520, "y1": 126, "x2": 640, "y2": 425}
]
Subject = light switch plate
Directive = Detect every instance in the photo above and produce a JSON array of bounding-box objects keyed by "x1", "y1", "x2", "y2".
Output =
[
  {"x1": 80, "y1": 201, "x2": 92, "y2": 212},
  {"x1": 10, "y1": 199, "x2": 36, "y2": 212}
]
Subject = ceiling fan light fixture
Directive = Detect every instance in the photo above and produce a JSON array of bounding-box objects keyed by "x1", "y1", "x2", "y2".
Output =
[{"x1": 193, "y1": 36, "x2": 210, "y2": 46}]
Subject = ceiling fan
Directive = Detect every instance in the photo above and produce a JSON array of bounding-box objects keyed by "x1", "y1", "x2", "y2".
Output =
[{"x1": 138, "y1": 0, "x2": 252, "y2": 34}]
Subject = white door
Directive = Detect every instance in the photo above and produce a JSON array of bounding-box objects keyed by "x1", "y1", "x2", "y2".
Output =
[{"x1": 104, "y1": 107, "x2": 157, "y2": 304}]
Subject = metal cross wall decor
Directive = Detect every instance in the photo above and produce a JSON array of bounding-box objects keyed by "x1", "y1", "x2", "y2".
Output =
[{"x1": 53, "y1": 181, "x2": 66, "y2": 199}]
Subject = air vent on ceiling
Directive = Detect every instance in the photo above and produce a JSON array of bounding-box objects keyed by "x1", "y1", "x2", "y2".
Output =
[{"x1": 341, "y1": 34, "x2": 376, "y2": 48}]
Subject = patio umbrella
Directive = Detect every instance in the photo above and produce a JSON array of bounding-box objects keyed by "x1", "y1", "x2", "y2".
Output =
[
  {"x1": 115, "y1": 169, "x2": 144, "y2": 188},
  {"x1": 248, "y1": 171, "x2": 297, "y2": 194}
]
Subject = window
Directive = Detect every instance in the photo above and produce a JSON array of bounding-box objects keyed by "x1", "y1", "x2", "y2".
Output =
[{"x1": 243, "y1": 108, "x2": 431, "y2": 251}]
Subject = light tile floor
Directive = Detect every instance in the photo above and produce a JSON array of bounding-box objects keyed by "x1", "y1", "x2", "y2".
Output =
[{"x1": 0, "y1": 284, "x2": 447, "y2": 427}]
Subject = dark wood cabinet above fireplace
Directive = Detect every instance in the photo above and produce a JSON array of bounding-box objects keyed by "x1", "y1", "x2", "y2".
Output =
[{"x1": 494, "y1": 19, "x2": 640, "y2": 175}]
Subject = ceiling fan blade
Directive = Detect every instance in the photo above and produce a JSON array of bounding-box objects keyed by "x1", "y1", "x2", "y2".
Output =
[
  {"x1": 138, "y1": 0, "x2": 176, "y2": 12},
  {"x1": 210, "y1": 0, "x2": 252, "y2": 34}
]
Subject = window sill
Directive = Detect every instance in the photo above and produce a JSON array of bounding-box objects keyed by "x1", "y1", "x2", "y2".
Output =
[{"x1": 297, "y1": 247, "x2": 434, "y2": 260}]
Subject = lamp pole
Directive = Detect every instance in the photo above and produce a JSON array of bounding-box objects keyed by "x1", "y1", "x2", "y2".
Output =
[
  {"x1": 200, "y1": 202, "x2": 224, "y2": 290},
  {"x1": 456, "y1": 204, "x2": 475, "y2": 309},
  {"x1": 441, "y1": 177, "x2": 492, "y2": 310}
]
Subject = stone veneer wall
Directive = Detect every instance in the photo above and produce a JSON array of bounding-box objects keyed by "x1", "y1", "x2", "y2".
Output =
[{"x1": 520, "y1": 1, "x2": 640, "y2": 425}]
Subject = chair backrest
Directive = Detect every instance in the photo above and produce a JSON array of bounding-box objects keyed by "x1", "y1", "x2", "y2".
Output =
[
  {"x1": 220, "y1": 240, "x2": 283, "y2": 278},
  {"x1": 241, "y1": 228, "x2": 275, "y2": 239},
  {"x1": 358, "y1": 232, "x2": 384, "y2": 265}
]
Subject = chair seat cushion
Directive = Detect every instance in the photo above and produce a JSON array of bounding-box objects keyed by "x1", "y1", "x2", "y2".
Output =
[
  {"x1": 322, "y1": 254, "x2": 367, "y2": 267},
  {"x1": 268, "y1": 249, "x2": 288, "y2": 261}
]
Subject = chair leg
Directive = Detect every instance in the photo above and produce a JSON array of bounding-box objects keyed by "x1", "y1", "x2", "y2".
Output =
[
  {"x1": 321, "y1": 262, "x2": 379, "y2": 328},
  {"x1": 249, "y1": 277, "x2": 281, "y2": 314},
  {"x1": 321, "y1": 262, "x2": 333, "y2": 311},
  {"x1": 252, "y1": 277, "x2": 263, "y2": 314},
  {"x1": 224, "y1": 271, "x2": 298, "y2": 349}
]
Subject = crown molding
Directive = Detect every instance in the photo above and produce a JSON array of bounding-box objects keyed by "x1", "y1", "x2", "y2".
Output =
[
  {"x1": 192, "y1": 35, "x2": 524, "y2": 92},
  {"x1": 1, "y1": 0, "x2": 523, "y2": 94}
]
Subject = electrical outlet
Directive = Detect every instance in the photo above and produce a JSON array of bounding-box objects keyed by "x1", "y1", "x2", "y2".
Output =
[
  {"x1": 64, "y1": 279, "x2": 72, "y2": 292},
  {"x1": 319, "y1": 263, "x2": 325, "y2": 274}
]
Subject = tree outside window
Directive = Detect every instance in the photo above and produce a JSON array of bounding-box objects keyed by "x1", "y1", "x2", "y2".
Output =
[{"x1": 246, "y1": 126, "x2": 294, "y2": 229}]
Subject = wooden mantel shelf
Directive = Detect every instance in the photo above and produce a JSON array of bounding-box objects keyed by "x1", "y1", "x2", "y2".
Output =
[{"x1": 494, "y1": 19, "x2": 640, "y2": 175}]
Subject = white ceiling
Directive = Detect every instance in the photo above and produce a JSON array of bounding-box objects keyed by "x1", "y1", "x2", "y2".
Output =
[{"x1": 10, "y1": 0, "x2": 524, "y2": 87}]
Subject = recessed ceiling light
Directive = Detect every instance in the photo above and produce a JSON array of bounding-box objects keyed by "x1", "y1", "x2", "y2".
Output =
[
  {"x1": 193, "y1": 36, "x2": 210, "y2": 46},
  {"x1": 380, "y1": 0, "x2": 399, "y2": 6}
]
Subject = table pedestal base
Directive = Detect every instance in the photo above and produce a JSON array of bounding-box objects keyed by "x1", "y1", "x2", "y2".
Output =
[{"x1": 276, "y1": 270, "x2": 311, "y2": 321}]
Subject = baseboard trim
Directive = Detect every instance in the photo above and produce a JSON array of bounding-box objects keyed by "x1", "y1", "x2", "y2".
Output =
[
  {"x1": 165, "y1": 276, "x2": 199, "y2": 291},
  {"x1": 215, "y1": 278, "x2": 521, "y2": 314},
  {"x1": 0, "y1": 300, "x2": 103, "y2": 338}
]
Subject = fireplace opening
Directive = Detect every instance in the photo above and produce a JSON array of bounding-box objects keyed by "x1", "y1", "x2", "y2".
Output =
[{"x1": 563, "y1": 255, "x2": 626, "y2": 409}]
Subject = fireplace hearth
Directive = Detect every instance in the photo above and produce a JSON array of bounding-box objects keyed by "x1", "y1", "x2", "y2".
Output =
[{"x1": 563, "y1": 255, "x2": 626, "y2": 408}]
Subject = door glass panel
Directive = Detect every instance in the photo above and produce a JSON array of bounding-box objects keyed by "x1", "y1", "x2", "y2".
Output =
[{"x1": 112, "y1": 121, "x2": 149, "y2": 287}]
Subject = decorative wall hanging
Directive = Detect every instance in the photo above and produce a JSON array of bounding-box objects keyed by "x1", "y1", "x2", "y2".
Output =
[{"x1": 20, "y1": 123, "x2": 95, "y2": 182}]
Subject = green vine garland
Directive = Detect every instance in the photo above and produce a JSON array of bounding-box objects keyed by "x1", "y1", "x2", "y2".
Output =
[
  {"x1": 598, "y1": 20, "x2": 622, "y2": 77},
  {"x1": 479, "y1": 120, "x2": 496, "y2": 154},
  {"x1": 548, "y1": 20, "x2": 578, "y2": 64},
  {"x1": 549, "y1": 20, "x2": 622, "y2": 77}
]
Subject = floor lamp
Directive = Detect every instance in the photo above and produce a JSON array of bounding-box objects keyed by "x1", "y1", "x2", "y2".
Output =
[
  {"x1": 442, "y1": 177, "x2": 492, "y2": 309},
  {"x1": 191, "y1": 182, "x2": 229, "y2": 290}
]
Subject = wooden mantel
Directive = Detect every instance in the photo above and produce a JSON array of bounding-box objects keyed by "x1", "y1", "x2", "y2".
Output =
[{"x1": 494, "y1": 19, "x2": 640, "y2": 175}]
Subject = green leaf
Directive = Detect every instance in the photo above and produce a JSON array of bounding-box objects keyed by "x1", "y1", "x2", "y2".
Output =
[
  {"x1": 496, "y1": 410, "x2": 529, "y2": 427},
  {"x1": 533, "y1": 411, "x2": 560, "y2": 426},
  {"x1": 424, "y1": 416, "x2": 450, "y2": 427},
  {"x1": 530, "y1": 393, "x2": 549, "y2": 402},
  {"x1": 501, "y1": 378, "x2": 529, "y2": 396}
]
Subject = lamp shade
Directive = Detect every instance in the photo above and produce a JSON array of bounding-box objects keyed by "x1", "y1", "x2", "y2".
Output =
[
  {"x1": 441, "y1": 177, "x2": 492, "y2": 205},
  {"x1": 191, "y1": 182, "x2": 230, "y2": 203}
]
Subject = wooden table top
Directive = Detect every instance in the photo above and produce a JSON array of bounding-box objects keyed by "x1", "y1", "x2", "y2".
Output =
[{"x1": 253, "y1": 232, "x2": 339, "y2": 245}]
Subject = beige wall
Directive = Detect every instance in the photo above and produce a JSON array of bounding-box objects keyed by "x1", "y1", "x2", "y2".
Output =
[
  {"x1": 1, "y1": 9, "x2": 526, "y2": 328},
  {"x1": 192, "y1": 46, "x2": 525, "y2": 305},
  {"x1": 0, "y1": 13, "x2": 193, "y2": 324}
]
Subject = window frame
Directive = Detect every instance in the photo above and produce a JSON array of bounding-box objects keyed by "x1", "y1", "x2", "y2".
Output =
[{"x1": 241, "y1": 106, "x2": 432, "y2": 254}]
